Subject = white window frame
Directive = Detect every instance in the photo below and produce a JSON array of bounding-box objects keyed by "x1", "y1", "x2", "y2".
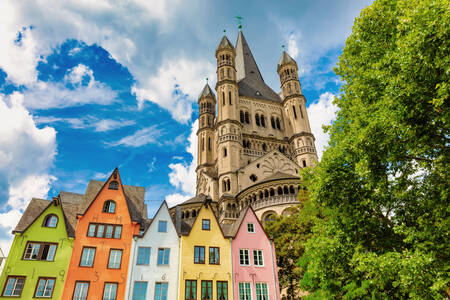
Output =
[
  {"x1": 253, "y1": 249, "x2": 264, "y2": 267},
  {"x1": 73, "y1": 281, "x2": 89, "y2": 300},
  {"x1": 238, "y1": 282, "x2": 252, "y2": 300},
  {"x1": 239, "y1": 249, "x2": 250, "y2": 266},
  {"x1": 103, "y1": 283, "x2": 118, "y2": 300},
  {"x1": 157, "y1": 248, "x2": 170, "y2": 266},
  {"x1": 80, "y1": 247, "x2": 96, "y2": 267},
  {"x1": 108, "y1": 249, "x2": 122, "y2": 269},
  {"x1": 247, "y1": 223, "x2": 255, "y2": 233},
  {"x1": 255, "y1": 282, "x2": 269, "y2": 300},
  {"x1": 35, "y1": 277, "x2": 55, "y2": 297}
]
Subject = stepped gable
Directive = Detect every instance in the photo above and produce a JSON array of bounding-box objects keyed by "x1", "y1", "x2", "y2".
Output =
[
  {"x1": 81, "y1": 179, "x2": 147, "y2": 222},
  {"x1": 235, "y1": 30, "x2": 281, "y2": 102}
]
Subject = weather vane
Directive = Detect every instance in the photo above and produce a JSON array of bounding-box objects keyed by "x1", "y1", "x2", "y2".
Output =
[
  {"x1": 282, "y1": 45, "x2": 285, "y2": 51},
  {"x1": 223, "y1": 29, "x2": 226, "y2": 34},
  {"x1": 235, "y1": 16, "x2": 243, "y2": 29},
  {"x1": 206, "y1": 77, "x2": 208, "y2": 84}
]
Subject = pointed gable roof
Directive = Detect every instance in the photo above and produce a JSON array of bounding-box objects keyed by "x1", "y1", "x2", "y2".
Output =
[
  {"x1": 235, "y1": 30, "x2": 282, "y2": 102},
  {"x1": 216, "y1": 35, "x2": 234, "y2": 52},
  {"x1": 277, "y1": 51, "x2": 297, "y2": 71},
  {"x1": 142, "y1": 201, "x2": 176, "y2": 236},
  {"x1": 79, "y1": 168, "x2": 147, "y2": 223},
  {"x1": 228, "y1": 206, "x2": 271, "y2": 240},
  {"x1": 198, "y1": 83, "x2": 215, "y2": 100}
]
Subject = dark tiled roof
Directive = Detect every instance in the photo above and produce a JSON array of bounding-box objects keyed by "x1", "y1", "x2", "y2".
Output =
[
  {"x1": 235, "y1": 30, "x2": 281, "y2": 103},
  {"x1": 59, "y1": 191, "x2": 83, "y2": 204},
  {"x1": 198, "y1": 83, "x2": 215, "y2": 100},
  {"x1": 227, "y1": 207, "x2": 248, "y2": 237},
  {"x1": 13, "y1": 198, "x2": 51, "y2": 234},
  {"x1": 216, "y1": 35, "x2": 234, "y2": 52},
  {"x1": 81, "y1": 180, "x2": 147, "y2": 222},
  {"x1": 261, "y1": 172, "x2": 299, "y2": 183},
  {"x1": 61, "y1": 201, "x2": 80, "y2": 238},
  {"x1": 179, "y1": 194, "x2": 208, "y2": 205}
]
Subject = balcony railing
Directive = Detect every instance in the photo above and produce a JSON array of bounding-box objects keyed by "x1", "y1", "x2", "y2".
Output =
[{"x1": 250, "y1": 195, "x2": 299, "y2": 211}]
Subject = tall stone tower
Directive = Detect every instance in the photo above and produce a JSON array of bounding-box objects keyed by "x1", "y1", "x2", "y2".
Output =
[
  {"x1": 175, "y1": 28, "x2": 318, "y2": 226},
  {"x1": 277, "y1": 51, "x2": 318, "y2": 167}
]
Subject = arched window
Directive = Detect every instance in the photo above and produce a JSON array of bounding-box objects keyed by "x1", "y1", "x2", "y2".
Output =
[
  {"x1": 201, "y1": 137, "x2": 205, "y2": 151},
  {"x1": 259, "y1": 191, "x2": 263, "y2": 199},
  {"x1": 43, "y1": 214, "x2": 58, "y2": 228},
  {"x1": 226, "y1": 203, "x2": 231, "y2": 210},
  {"x1": 220, "y1": 69, "x2": 224, "y2": 79},
  {"x1": 240, "y1": 111, "x2": 245, "y2": 123},
  {"x1": 276, "y1": 118, "x2": 281, "y2": 129},
  {"x1": 264, "y1": 190, "x2": 269, "y2": 197},
  {"x1": 185, "y1": 211, "x2": 190, "y2": 218},
  {"x1": 103, "y1": 200, "x2": 116, "y2": 213},
  {"x1": 229, "y1": 91, "x2": 232, "y2": 105},
  {"x1": 250, "y1": 174, "x2": 257, "y2": 182},
  {"x1": 283, "y1": 186, "x2": 289, "y2": 194},
  {"x1": 255, "y1": 114, "x2": 260, "y2": 126},
  {"x1": 260, "y1": 115, "x2": 266, "y2": 127},
  {"x1": 292, "y1": 106, "x2": 297, "y2": 119},
  {"x1": 208, "y1": 138, "x2": 211, "y2": 150},
  {"x1": 109, "y1": 181, "x2": 119, "y2": 190},
  {"x1": 271, "y1": 117, "x2": 276, "y2": 129},
  {"x1": 265, "y1": 214, "x2": 275, "y2": 224},
  {"x1": 227, "y1": 68, "x2": 231, "y2": 78},
  {"x1": 302, "y1": 160, "x2": 307, "y2": 167},
  {"x1": 181, "y1": 212, "x2": 185, "y2": 219},
  {"x1": 277, "y1": 187, "x2": 283, "y2": 195},
  {"x1": 270, "y1": 188, "x2": 275, "y2": 196},
  {"x1": 223, "y1": 180, "x2": 227, "y2": 192},
  {"x1": 245, "y1": 112, "x2": 250, "y2": 124},
  {"x1": 289, "y1": 185, "x2": 295, "y2": 194},
  {"x1": 227, "y1": 180, "x2": 231, "y2": 191},
  {"x1": 299, "y1": 106, "x2": 304, "y2": 119},
  {"x1": 262, "y1": 143, "x2": 267, "y2": 151},
  {"x1": 223, "y1": 147, "x2": 227, "y2": 157},
  {"x1": 192, "y1": 210, "x2": 197, "y2": 217},
  {"x1": 222, "y1": 92, "x2": 225, "y2": 106}
]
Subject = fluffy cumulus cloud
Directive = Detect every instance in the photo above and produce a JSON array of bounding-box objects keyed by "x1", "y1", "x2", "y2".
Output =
[
  {"x1": 287, "y1": 31, "x2": 299, "y2": 59},
  {"x1": 132, "y1": 58, "x2": 215, "y2": 123},
  {"x1": 307, "y1": 92, "x2": 339, "y2": 158},
  {"x1": 21, "y1": 64, "x2": 117, "y2": 109},
  {"x1": 0, "y1": 92, "x2": 57, "y2": 253},
  {"x1": 165, "y1": 119, "x2": 198, "y2": 206}
]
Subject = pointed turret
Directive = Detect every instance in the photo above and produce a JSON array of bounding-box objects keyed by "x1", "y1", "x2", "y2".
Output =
[
  {"x1": 216, "y1": 35, "x2": 234, "y2": 53},
  {"x1": 277, "y1": 51, "x2": 298, "y2": 72},
  {"x1": 198, "y1": 83, "x2": 215, "y2": 100}
]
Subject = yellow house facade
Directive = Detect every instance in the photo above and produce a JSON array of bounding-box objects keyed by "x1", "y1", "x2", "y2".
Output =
[{"x1": 178, "y1": 199, "x2": 232, "y2": 300}]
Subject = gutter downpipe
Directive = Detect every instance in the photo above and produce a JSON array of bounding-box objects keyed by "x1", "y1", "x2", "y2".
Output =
[
  {"x1": 229, "y1": 237, "x2": 234, "y2": 300},
  {"x1": 270, "y1": 239, "x2": 279, "y2": 300},
  {"x1": 177, "y1": 237, "x2": 183, "y2": 300},
  {"x1": 127, "y1": 236, "x2": 138, "y2": 300}
]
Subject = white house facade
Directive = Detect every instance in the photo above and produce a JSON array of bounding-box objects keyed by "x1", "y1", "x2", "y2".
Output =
[{"x1": 125, "y1": 201, "x2": 180, "y2": 300}]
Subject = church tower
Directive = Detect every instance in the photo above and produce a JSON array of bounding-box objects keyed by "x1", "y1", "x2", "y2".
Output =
[
  {"x1": 278, "y1": 51, "x2": 318, "y2": 167},
  {"x1": 215, "y1": 34, "x2": 242, "y2": 224},
  {"x1": 197, "y1": 83, "x2": 216, "y2": 176}
]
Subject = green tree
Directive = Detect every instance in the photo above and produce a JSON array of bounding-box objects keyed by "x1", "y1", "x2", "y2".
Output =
[
  {"x1": 299, "y1": 0, "x2": 449, "y2": 298},
  {"x1": 265, "y1": 201, "x2": 319, "y2": 299}
]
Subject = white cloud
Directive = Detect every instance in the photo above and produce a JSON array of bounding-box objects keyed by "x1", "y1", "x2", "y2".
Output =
[
  {"x1": 36, "y1": 115, "x2": 135, "y2": 132},
  {"x1": 165, "y1": 119, "x2": 198, "y2": 205},
  {"x1": 307, "y1": 92, "x2": 339, "y2": 159},
  {"x1": 106, "y1": 125, "x2": 164, "y2": 147},
  {"x1": 287, "y1": 31, "x2": 299, "y2": 59},
  {"x1": 132, "y1": 58, "x2": 215, "y2": 123},
  {"x1": 0, "y1": 92, "x2": 57, "y2": 254}
]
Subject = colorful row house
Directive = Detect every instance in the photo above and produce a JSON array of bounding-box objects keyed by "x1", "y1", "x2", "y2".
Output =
[{"x1": 0, "y1": 168, "x2": 280, "y2": 299}]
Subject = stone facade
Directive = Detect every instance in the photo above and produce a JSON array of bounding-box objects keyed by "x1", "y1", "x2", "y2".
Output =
[{"x1": 174, "y1": 29, "x2": 317, "y2": 225}]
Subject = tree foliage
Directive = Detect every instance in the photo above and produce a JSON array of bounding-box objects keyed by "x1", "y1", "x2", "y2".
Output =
[{"x1": 297, "y1": 0, "x2": 449, "y2": 298}]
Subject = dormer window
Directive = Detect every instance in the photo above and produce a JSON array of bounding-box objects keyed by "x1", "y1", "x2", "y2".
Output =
[
  {"x1": 202, "y1": 219, "x2": 210, "y2": 230},
  {"x1": 43, "y1": 214, "x2": 58, "y2": 228},
  {"x1": 108, "y1": 181, "x2": 119, "y2": 190},
  {"x1": 103, "y1": 200, "x2": 116, "y2": 213}
]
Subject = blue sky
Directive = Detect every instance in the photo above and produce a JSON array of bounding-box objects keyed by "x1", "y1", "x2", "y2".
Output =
[{"x1": 0, "y1": 0, "x2": 372, "y2": 252}]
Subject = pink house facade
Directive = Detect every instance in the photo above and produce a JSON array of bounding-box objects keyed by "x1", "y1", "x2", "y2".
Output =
[{"x1": 231, "y1": 207, "x2": 280, "y2": 300}]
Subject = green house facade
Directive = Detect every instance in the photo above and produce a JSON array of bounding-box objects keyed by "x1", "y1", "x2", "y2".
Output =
[{"x1": 0, "y1": 196, "x2": 78, "y2": 299}]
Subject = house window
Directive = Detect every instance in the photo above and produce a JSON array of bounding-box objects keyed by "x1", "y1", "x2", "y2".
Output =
[
  {"x1": 87, "y1": 223, "x2": 122, "y2": 239},
  {"x1": 2, "y1": 276, "x2": 25, "y2": 297},
  {"x1": 136, "y1": 247, "x2": 150, "y2": 265},
  {"x1": 239, "y1": 249, "x2": 250, "y2": 266},
  {"x1": 255, "y1": 283, "x2": 269, "y2": 300},
  {"x1": 185, "y1": 280, "x2": 197, "y2": 300},
  {"x1": 158, "y1": 220, "x2": 167, "y2": 232},
  {"x1": 209, "y1": 247, "x2": 220, "y2": 265},
  {"x1": 108, "y1": 249, "x2": 123, "y2": 269},
  {"x1": 132, "y1": 281, "x2": 148, "y2": 300},
  {"x1": 194, "y1": 246, "x2": 205, "y2": 264},
  {"x1": 103, "y1": 283, "x2": 118, "y2": 300},
  {"x1": 23, "y1": 242, "x2": 57, "y2": 261},
  {"x1": 79, "y1": 247, "x2": 96, "y2": 267},
  {"x1": 103, "y1": 200, "x2": 116, "y2": 213},
  {"x1": 238, "y1": 282, "x2": 251, "y2": 300},
  {"x1": 202, "y1": 219, "x2": 210, "y2": 230},
  {"x1": 108, "y1": 181, "x2": 119, "y2": 190},
  {"x1": 217, "y1": 281, "x2": 228, "y2": 300},
  {"x1": 35, "y1": 277, "x2": 55, "y2": 298},
  {"x1": 72, "y1": 281, "x2": 89, "y2": 300},
  {"x1": 201, "y1": 281, "x2": 212, "y2": 300},
  {"x1": 253, "y1": 250, "x2": 264, "y2": 266},
  {"x1": 154, "y1": 282, "x2": 168, "y2": 300},
  {"x1": 43, "y1": 214, "x2": 58, "y2": 228},
  {"x1": 247, "y1": 223, "x2": 255, "y2": 233},
  {"x1": 157, "y1": 248, "x2": 170, "y2": 265}
]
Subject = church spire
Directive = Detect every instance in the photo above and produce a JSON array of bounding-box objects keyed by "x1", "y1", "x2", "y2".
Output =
[
  {"x1": 277, "y1": 50, "x2": 298, "y2": 72},
  {"x1": 235, "y1": 30, "x2": 264, "y2": 82}
]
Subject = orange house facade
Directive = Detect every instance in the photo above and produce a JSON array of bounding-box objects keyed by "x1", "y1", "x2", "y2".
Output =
[{"x1": 62, "y1": 169, "x2": 145, "y2": 300}]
